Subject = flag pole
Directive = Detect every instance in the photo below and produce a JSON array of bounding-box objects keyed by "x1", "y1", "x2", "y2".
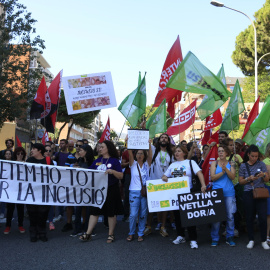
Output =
[
  {"x1": 118, "y1": 104, "x2": 134, "y2": 139},
  {"x1": 188, "y1": 93, "x2": 196, "y2": 142},
  {"x1": 177, "y1": 96, "x2": 180, "y2": 142},
  {"x1": 229, "y1": 111, "x2": 237, "y2": 154},
  {"x1": 35, "y1": 119, "x2": 38, "y2": 143}
]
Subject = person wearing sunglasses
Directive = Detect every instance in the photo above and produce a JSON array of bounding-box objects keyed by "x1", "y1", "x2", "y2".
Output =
[
  {"x1": 62, "y1": 140, "x2": 84, "y2": 233},
  {"x1": 4, "y1": 147, "x2": 26, "y2": 235}
]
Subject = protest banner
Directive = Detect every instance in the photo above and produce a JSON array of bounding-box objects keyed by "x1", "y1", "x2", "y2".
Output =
[
  {"x1": 178, "y1": 189, "x2": 226, "y2": 227},
  {"x1": 127, "y1": 129, "x2": 149, "y2": 150},
  {"x1": 62, "y1": 72, "x2": 117, "y2": 115},
  {"x1": 146, "y1": 177, "x2": 190, "y2": 212},
  {"x1": 0, "y1": 160, "x2": 108, "y2": 207}
]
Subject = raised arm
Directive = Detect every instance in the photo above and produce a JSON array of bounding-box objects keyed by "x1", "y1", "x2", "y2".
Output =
[{"x1": 147, "y1": 139, "x2": 152, "y2": 167}]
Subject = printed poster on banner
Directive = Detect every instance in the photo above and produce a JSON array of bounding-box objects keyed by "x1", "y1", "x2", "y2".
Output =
[
  {"x1": 146, "y1": 177, "x2": 190, "y2": 212},
  {"x1": 178, "y1": 189, "x2": 226, "y2": 227},
  {"x1": 62, "y1": 72, "x2": 117, "y2": 115},
  {"x1": 0, "y1": 160, "x2": 108, "y2": 207},
  {"x1": 128, "y1": 129, "x2": 149, "y2": 150}
]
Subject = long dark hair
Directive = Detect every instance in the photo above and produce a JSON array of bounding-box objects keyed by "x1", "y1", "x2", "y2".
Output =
[
  {"x1": 102, "y1": 140, "x2": 119, "y2": 159},
  {"x1": 152, "y1": 133, "x2": 173, "y2": 163},
  {"x1": 243, "y1": 144, "x2": 260, "y2": 163},
  {"x1": 80, "y1": 145, "x2": 94, "y2": 166},
  {"x1": 13, "y1": 147, "x2": 26, "y2": 161}
]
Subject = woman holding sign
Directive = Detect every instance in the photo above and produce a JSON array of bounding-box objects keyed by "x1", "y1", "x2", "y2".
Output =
[
  {"x1": 162, "y1": 145, "x2": 206, "y2": 249},
  {"x1": 210, "y1": 145, "x2": 236, "y2": 247},
  {"x1": 125, "y1": 138, "x2": 152, "y2": 242},
  {"x1": 79, "y1": 140, "x2": 123, "y2": 243}
]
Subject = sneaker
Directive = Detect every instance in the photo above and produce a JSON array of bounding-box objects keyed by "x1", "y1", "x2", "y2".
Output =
[
  {"x1": 262, "y1": 241, "x2": 270, "y2": 250},
  {"x1": 234, "y1": 229, "x2": 239, "y2": 238},
  {"x1": 0, "y1": 218, "x2": 6, "y2": 224},
  {"x1": 190, "y1": 241, "x2": 198, "y2": 249},
  {"x1": 18, "y1": 226, "x2": 25, "y2": 233},
  {"x1": 247, "y1": 240, "x2": 254, "y2": 249},
  {"x1": 211, "y1": 241, "x2": 218, "y2": 247},
  {"x1": 53, "y1": 215, "x2": 62, "y2": 222},
  {"x1": 226, "y1": 237, "x2": 236, "y2": 247},
  {"x1": 171, "y1": 222, "x2": 176, "y2": 230},
  {"x1": 160, "y1": 226, "x2": 169, "y2": 237},
  {"x1": 143, "y1": 226, "x2": 152, "y2": 236},
  {"x1": 70, "y1": 230, "x2": 82, "y2": 237},
  {"x1": 61, "y1": 223, "x2": 73, "y2": 232},
  {"x1": 49, "y1": 222, "x2": 55, "y2": 231},
  {"x1": 155, "y1": 223, "x2": 162, "y2": 231},
  {"x1": 172, "y1": 236, "x2": 186, "y2": 244},
  {"x1": 4, "y1": 227, "x2": 10, "y2": 234}
]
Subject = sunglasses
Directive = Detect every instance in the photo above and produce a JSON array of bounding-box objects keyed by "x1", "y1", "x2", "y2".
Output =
[
  {"x1": 45, "y1": 150, "x2": 52, "y2": 152},
  {"x1": 75, "y1": 144, "x2": 83, "y2": 147}
]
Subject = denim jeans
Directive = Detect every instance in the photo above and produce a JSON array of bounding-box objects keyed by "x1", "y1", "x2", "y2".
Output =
[
  {"x1": 129, "y1": 190, "x2": 148, "y2": 236},
  {"x1": 211, "y1": 196, "x2": 236, "y2": 241}
]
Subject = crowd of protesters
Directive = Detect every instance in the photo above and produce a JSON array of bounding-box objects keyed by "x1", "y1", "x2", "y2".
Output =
[{"x1": 0, "y1": 133, "x2": 270, "y2": 250}]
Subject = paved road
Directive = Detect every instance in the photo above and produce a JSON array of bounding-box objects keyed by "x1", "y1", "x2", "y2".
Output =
[{"x1": 0, "y1": 216, "x2": 270, "y2": 270}]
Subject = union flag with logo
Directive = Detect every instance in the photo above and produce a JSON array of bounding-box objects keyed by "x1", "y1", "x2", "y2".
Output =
[{"x1": 167, "y1": 99, "x2": 196, "y2": 135}]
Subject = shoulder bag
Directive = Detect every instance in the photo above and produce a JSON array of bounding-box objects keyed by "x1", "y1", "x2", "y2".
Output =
[
  {"x1": 190, "y1": 160, "x2": 201, "y2": 192},
  {"x1": 245, "y1": 163, "x2": 269, "y2": 199},
  {"x1": 137, "y1": 163, "x2": 147, "y2": 197}
]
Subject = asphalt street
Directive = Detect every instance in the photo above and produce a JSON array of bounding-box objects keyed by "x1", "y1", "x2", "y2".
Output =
[{"x1": 0, "y1": 215, "x2": 270, "y2": 270}]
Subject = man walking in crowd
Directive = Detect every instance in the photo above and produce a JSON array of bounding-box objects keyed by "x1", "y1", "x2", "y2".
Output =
[{"x1": 144, "y1": 133, "x2": 173, "y2": 237}]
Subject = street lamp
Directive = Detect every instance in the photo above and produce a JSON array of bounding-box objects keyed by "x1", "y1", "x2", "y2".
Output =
[{"x1": 210, "y1": 1, "x2": 258, "y2": 101}]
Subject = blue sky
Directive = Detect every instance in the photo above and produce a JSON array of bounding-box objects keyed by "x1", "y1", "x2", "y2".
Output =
[{"x1": 20, "y1": 0, "x2": 266, "y2": 135}]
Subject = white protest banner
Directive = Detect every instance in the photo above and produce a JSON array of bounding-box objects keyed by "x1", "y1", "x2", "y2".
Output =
[
  {"x1": 128, "y1": 129, "x2": 149, "y2": 150},
  {"x1": 0, "y1": 160, "x2": 108, "y2": 207},
  {"x1": 146, "y1": 177, "x2": 190, "y2": 212},
  {"x1": 62, "y1": 72, "x2": 117, "y2": 115}
]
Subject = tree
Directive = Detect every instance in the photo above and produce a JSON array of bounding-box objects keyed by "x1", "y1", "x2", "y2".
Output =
[
  {"x1": 241, "y1": 75, "x2": 270, "y2": 102},
  {"x1": 0, "y1": 0, "x2": 47, "y2": 127},
  {"x1": 57, "y1": 90, "x2": 100, "y2": 140},
  {"x1": 125, "y1": 104, "x2": 174, "y2": 130},
  {"x1": 232, "y1": 0, "x2": 270, "y2": 76}
]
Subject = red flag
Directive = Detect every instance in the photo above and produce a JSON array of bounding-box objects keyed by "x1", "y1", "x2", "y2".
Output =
[
  {"x1": 167, "y1": 99, "x2": 196, "y2": 136},
  {"x1": 154, "y1": 36, "x2": 183, "y2": 118},
  {"x1": 99, "y1": 117, "x2": 110, "y2": 143},
  {"x1": 41, "y1": 70, "x2": 63, "y2": 133},
  {"x1": 201, "y1": 129, "x2": 211, "y2": 146},
  {"x1": 42, "y1": 131, "x2": 49, "y2": 145},
  {"x1": 207, "y1": 129, "x2": 219, "y2": 145},
  {"x1": 202, "y1": 145, "x2": 218, "y2": 186},
  {"x1": 16, "y1": 135, "x2": 22, "y2": 147},
  {"x1": 242, "y1": 96, "x2": 260, "y2": 139},
  {"x1": 204, "y1": 109, "x2": 222, "y2": 131},
  {"x1": 30, "y1": 77, "x2": 48, "y2": 119}
]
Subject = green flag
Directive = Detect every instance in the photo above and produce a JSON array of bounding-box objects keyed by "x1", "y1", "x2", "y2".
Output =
[
  {"x1": 166, "y1": 51, "x2": 231, "y2": 118},
  {"x1": 146, "y1": 99, "x2": 166, "y2": 138},
  {"x1": 220, "y1": 80, "x2": 245, "y2": 132},
  {"x1": 197, "y1": 64, "x2": 228, "y2": 120},
  {"x1": 118, "y1": 74, "x2": 146, "y2": 128},
  {"x1": 243, "y1": 127, "x2": 270, "y2": 155},
  {"x1": 138, "y1": 71, "x2": 141, "y2": 86},
  {"x1": 244, "y1": 96, "x2": 270, "y2": 139}
]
